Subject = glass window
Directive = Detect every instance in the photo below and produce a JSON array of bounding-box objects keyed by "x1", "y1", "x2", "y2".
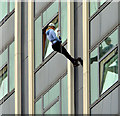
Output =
[
  {"x1": 100, "y1": 48, "x2": 118, "y2": 94},
  {"x1": 9, "y1": 42, "x2": 15, "y2": 91},
  {"x1": 61, "y1": 2, "x2": 67, "y2": 43},
  {"x1": 61, "y1": 75, "x2": 68, "y2": 114},
  {"x1": 99, "y1": 29, "x2": 118, "y2": 59},
  {"x1": 43, "y1": 0, "x2": 58, "y2": 26},
  {"x1": 35, "y1": 98, "x2": 42, "y2": 114},
  {"x1": 42, "y1": 16, "x2": 58, "y2": 59},
  {"x1": 10, "y1": 1, "x2": 15, "y2": 12},
  {"x1": 35, "y1": 16, "x2": 42, "y2": 69},
  {"x1": 44, "y1": 101, "x2": 60, "y2": 114},
  {"x1": 0, "y1": 49, "x2": 8, "y2": 100},
  {"x1": 0, "y1": 1, "x2": 7, "y2": 22},
  {"x1": 90, "y1": 1, "x2": 107, "y2": 17},
  {"x1": 90, "y1": 48, "x2": 99, "y2": 104},
  {"x1": 44, "y1": 81, "x2": 60, "y2": 109}
]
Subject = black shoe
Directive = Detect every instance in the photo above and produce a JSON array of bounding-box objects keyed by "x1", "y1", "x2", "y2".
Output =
[
  {"x1": 73, "y1": 59, "x2": 80, "y2": 67},
  {"x1": 77, "y1": 57, "x2": 83, "y2": 66}
]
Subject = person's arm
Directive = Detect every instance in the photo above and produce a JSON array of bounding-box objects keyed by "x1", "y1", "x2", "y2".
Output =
[{"x1": 51, "y1": 30, "x2": 62, "y2": 42}]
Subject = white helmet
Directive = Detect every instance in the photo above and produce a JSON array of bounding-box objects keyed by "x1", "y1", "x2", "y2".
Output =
[{"x1": 48, "y1": 23, "x2": 55, "y2": 28}]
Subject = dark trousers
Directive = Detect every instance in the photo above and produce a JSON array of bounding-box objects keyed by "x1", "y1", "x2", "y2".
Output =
[{"x1": 52, "y1": 41, "x2": 75, "y2": 64}]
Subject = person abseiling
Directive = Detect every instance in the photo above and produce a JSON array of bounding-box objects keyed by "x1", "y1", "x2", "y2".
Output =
[{"x1": 46, "y1": 23, "x2": 83, "y2": 67}]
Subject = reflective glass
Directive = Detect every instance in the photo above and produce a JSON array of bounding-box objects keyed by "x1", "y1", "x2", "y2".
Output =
[
  {"x1": 0, "y1": 1, "x2": 7, "y2": 21},
  {"x1": 45, "y1": 101, "x2": 60, "y2": 114},
  {"x1": 9, "y1": 42, "x2": 15, "y2": 91},
  {"x1": 35, "y1": 98, "x2": 42, "y2": 114},
  {"x1": 61, "y1": 2, "x2": 67, "y2": 43},
  {"x1": 35, "y1": 16, "x2": 42, "y2": 69},
  {"x1": 90, "y1": 48, "x2": 99, "y2": 104},
  {"x1": 100, "y1": 48, "x2": 118, "y2": 94},
  {"x1": 61, "y1": 75, "x2": 68, "y2": 114},
  {"x1": 43, "y1": 0, "x2": 58, "y2": 26},
  {"x1": 99, "y1": 29, "x2": 118, "y2": 59},
  {"x1": 44, "y1": 82, "x2": 60, "y2": 108},
  {"x1": 90, "y1": 2, "x2": 98, "y2": 17},
  {"x1": 10, "y1": 2, "x2": 15, "y2": 12},
  {"x1": 100, "y1": 0, "x2": 106, "y2": 5}
]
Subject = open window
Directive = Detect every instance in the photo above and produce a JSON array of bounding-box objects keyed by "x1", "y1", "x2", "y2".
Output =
[
  {"x1": 42, "y1": 15, "x2": 58, "y2": 59},
  {"x1": 100, "y1": 48, "x2": 118, "y2": 94}
]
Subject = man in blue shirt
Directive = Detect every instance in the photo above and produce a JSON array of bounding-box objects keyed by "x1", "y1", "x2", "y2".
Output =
[{"x1": 46, "y1": 23, "x2": 83, "y2": 67}]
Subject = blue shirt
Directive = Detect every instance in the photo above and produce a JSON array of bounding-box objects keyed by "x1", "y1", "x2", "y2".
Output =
[{"x1": 46, "y1": 29, "x2": 61, "y2": 45}]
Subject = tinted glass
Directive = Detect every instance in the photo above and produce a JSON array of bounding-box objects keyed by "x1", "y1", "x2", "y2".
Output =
[
  {"x1": 35, "y1": 98, "x2": 42, "y2": 114},
  {"x1": 100, "y1": 48, "x2": 118, "y2": 94},
  {"x1": 90, "y1": 48, "x2": 99, "y2": 104}
]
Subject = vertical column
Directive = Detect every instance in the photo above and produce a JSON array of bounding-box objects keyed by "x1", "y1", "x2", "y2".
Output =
[
  {"x1": 28, "y1": 1, "x2": 34, "y2": 114},
  {"x1": 83, "y1": 1, "x2": 90, "y2": 114},
  {"x1": 67, "y1": 0, "x2": 74, "y2": 114},
  {"x1": 15, "y1": 1, "x2": 21, "y2": 114}
]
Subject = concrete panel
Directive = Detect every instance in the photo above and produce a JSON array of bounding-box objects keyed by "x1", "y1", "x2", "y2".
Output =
[
  {"x1": 2, "y1": 93, "x2": 15, "y2": 114},
  {"x1": 35, "y1": 51, "x2": 67, "y2": 98},
  {"x1": 91, "y1": 2, "x2": 118, "y2": 47},
  {"x1": 75, "y1": 89, "x2": 83, "y2": 114},
  {"x1": 91, "y1": 101, "x2": 103, "y2": 114},
  {"x1": 111, "y1": 87, "x2": 118, "y2": 114},
  {"x1": 74, "y1": 4, "x2": 83, "y2": 92},
  {"x1": 0, "y1": 14, "x2": 14, "y2": 52},
  {"x1": 102, "y1": 92, "x2": 111, "y2": 114}
]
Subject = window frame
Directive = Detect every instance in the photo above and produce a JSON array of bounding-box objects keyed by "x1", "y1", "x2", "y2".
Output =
[
  {"x1": 89, "y1": 25, "x2": 120, "y2": 107},
  {"x1": 0, "y1": 40, "x2": 15, "y2": 105},
  {"x1": 34, "y1": 71, "x2": 67, "y2": 114}
]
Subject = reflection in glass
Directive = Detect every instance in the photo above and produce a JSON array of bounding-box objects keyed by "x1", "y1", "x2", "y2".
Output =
[
  {"x1": 44, "y1": 82, "x2": 60, "y2": 108},
  {"x1": 100, "y1": 48, "x2": 118, "y2": 94},
  {"x1": 90, "y1": 2, "x2": 98, "y2": 17},
  {"x1": 35, "y1": 16, "x2": 42, "y2": 69},
  {"x1": 45, "y1": 101, "x2": 60, "y2": 114},
  {"x1": 35, "y1": 98, "x2": 42, "y2": 114},
  {"x1": 10, "y1": 1, "x2": 15, "y2": 12},
  {"x1": 99, "y1": 29, "x2": 118, "y2": 59},
  {"x1": 90, "y1": 48, "x2": 99, "y2": 104},
  {"x1": 0, "y1": 1, "x2": 7, "y2": 21},
  {"x1": 61, "y1": 2, "x2": 67, "y2": 43},
  {"x1": 62, "y1": 75, "x2": 68, "y2": 114}
]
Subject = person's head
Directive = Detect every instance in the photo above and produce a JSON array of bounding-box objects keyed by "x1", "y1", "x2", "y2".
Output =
[
  {"x1": 105, "y1": 37, "x2": 111, "y2": 45},
  {"x1": 48, "y1": 23, "x2": 55, "y2": 30}
]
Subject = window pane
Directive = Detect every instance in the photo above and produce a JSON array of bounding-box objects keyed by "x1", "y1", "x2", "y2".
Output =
[
  {"x1": 0, "y1": 1, "x2": 7, "y2": 21},
  {"x1": 44, "y1": 82, "x2": 60, "y2": 108},
  {"x1": 10, "y1": 2, "x2": 15, "y2": 12},
  {"x1": 9, "y1": 42, "x2": 15, "y2": 91},
  {"x1": 35, "y1": 98, "x2": 42, "y2": 114},
  {"x1": 100, "y1": 48, "x2": 118, "y2": 94},
  {"x1": 35, "y1": 16, "x2": 42, "y2": 69},
  {"x1": 43, "y1": 0, "x2": 58, "y2": 26},
  {"x1": 99, "y1": 29, "x2": 118, "y2": 59},
  {"x1": 0, "y1": 65, "x2": 8, "y2": 100},
  {"x1": 61, "y1": 75, "x2": 68, "y2": 114},
  {"x1": 61, "y1": 2, "x2": 67, "y2": 43},
  {"x1": 0, "y1": 49, "x2": 8, "y2": 68},
  {"x1": 100, "y1": 0, "x2": 106, "y2": 6},
  {"x1": 45, "y1": 101, "x2": 60, "y2": 114},
  {"x1": 90, "y1": 48, "x2": 99, "y2": 104},
  {"x1": 90, "y1": 2, "x2": 98, "y2": 17}
]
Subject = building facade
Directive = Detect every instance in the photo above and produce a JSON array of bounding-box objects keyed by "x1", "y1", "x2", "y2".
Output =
[{"x1": 0, "y1": 0, "x2": 120, "y2": 114}]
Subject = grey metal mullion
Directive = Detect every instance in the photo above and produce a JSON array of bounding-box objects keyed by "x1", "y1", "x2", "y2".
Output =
[
  {"x1": 118, "y1": 26, "x2": 120, "y2": 83},
  {"x1": 98, "y1": 45, "x2": 100, "y2": 96},
  {"x1": 42, "y1": 95, "x2": 44, "y2": 114},
  {"x1": 8, "y1": 46, "x2": 9, "y2": 93},
  {"x1": 59, "y1": 79, "x2": 62, "y2": 114},
  {"x1": 59, "y1": 0, "x2": 61, "y2": 36},
  {"x1": 8, "y1": 1, "x2": 10, "y2": 14}
]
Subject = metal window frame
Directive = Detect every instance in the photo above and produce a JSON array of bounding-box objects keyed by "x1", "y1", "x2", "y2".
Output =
[
  {"x1": 34, "y1": 71, "x2": 67, "y2": 114},
  {"x1": 89, "y1": 0, "x2": 112, "y2": 21},
  {"x1": 89, "y1": 25, "x2": 120, "y2": 107}
]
